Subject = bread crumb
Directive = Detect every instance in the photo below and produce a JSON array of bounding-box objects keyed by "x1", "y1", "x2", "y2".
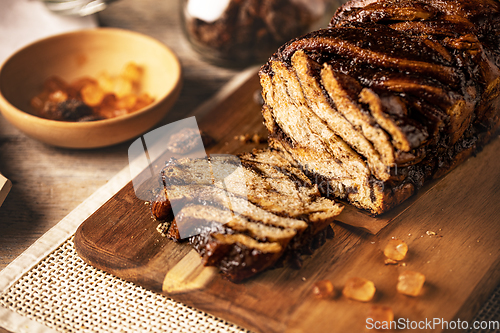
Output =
[{"x1": 426, "y1": 230, "x2": 443, "y2": 238}]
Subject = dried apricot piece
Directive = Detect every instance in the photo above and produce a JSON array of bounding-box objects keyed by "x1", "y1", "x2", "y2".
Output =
[
  {"x1": 397, "y1": 270, "x2": 425, "y2": 296},
  {"x1": 342, "y1": 277, "x2": 376, "y2": 302},
  {"x1": 96, "y1": 72, "x2": 114, "y2": 93},
  {"x1": 312, "y1": 280, "x2": 335, "y2": 299},
  {"x1": 48, "y1": 90, "x2": 68, "y2": 103},
  {"x1": 112, "y1": 76, "x2": 133, "y2": 98},
  {"x1": 116, "y1": 94, "x2": 138, "y2": 112},
  {"x1": 96, "y1": 94, "x2": 118, "y2": 119},
  {"x1": 384, "y1": 239, "x2": 408, "y2": 261},
  {"x1": 133, "y1": 92, "x2": 155, "y2": 111},
  {"x1": 121, "y1": 62, "x2": 143, "y2": 84},
  {"x1": 81, "y1": 83, "x2": 105, "y2": 107},
  {"x1": 31, "y1": 93, "x2": 48, "y2": 111}
]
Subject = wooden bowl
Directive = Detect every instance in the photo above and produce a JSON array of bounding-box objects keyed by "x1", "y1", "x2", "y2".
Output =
[{"x1": 0, "y1": 28, "x2": 182, "y2": 149}]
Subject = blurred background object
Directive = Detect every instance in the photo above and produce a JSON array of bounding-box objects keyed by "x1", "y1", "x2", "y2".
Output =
[
  {"x1": 180, "y1": 0, "x2": 347, "y2": 68},
  {"x1": 0, "y1": 28, "x2": 182, "y2": 149},
  {"x1": 41, "y1": 0, "x2": 118, "y2": 16},
  {"x1": 0, "y1": 0, "x2": 96, "y2": 64}
]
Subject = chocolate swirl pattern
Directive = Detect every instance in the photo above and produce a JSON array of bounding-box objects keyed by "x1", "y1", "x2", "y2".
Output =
[{"x1": 260, "y1": 0, "x2": 500, "y2": 214}]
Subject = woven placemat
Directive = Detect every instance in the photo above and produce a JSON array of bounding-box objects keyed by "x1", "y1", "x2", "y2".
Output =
[
  {"x1": 468, "y1": 285, "x2": 500, "y2": 333},
  {"x1": 0, "y1": 237, "x2": 249, "y2": 333}
]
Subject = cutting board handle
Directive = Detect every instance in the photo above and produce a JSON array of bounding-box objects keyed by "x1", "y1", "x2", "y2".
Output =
[
  {"x1": 162, "y1": 250, "x2": 218, "y2": 294},
  {"x1": 0, "y1": 173, "x2": 12, "y2": 207}
]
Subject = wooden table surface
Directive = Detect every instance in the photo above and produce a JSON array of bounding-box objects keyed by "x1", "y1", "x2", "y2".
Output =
[{"x1": 0, "y1": 1, "x2": 498, "y2": 333}]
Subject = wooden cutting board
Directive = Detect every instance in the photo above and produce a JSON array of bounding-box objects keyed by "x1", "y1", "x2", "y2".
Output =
[
  {"x1": 75, "y1": 71, "x2": 500, "y2": 333},
  {"x1": 0, "y1": 173, "x2": 11, "y2": 207}
]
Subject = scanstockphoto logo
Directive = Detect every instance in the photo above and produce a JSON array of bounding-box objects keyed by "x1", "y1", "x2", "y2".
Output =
[
  {"x1": 128, "y1": 116, "x2": 249, "y2": 240},
  {"x1": 366, "y1": 317, "x2": 500, "y2": 331},
  {"x1": 127, "y1": 116, "x2": 341, "y2": 241},
  {"x1": 129, "y1": 116, "x2": 399, "y2": 239}
]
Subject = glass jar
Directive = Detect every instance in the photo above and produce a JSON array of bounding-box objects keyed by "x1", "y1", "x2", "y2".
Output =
[
  {"x1": 180, "y1": 0, "x2": 342, "y2": 68},
  {"x1": 42, "y1": 0, "x2": 117, "y2": 16}
]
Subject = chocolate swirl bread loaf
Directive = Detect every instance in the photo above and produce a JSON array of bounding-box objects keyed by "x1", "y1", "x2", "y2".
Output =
[
  {"x1": 152, "y1": 150, "x2": 343, "y2": 281},
  {"x1": 260, "y1": 0, "x2": 500, "y2": 215}
]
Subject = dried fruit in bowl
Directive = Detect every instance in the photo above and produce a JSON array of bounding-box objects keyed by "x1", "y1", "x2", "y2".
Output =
[{"x1": 30, "y1": 62, "x2": 154, "y2": 122}]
